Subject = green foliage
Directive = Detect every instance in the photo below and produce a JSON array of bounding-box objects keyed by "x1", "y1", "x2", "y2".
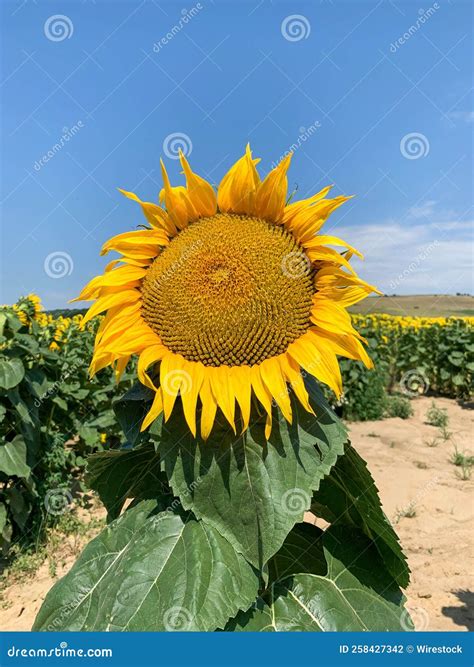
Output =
[
  {"x1": 385, "y1": 395, "x2": 413, "y2": 419},
  {"x1": 338, "y1": 362, "x2": 388, "y2": 421},
  {"x1": 426, "y1": 401, "x2": 449, "y2": 428},
  {"x1": 0, "y1": 308, "x2": 132, "y2": 555},
  {"x1": 227, "y1": 525, "x2": 408, "y2": 631},
  {"x1": 34, "y1": 378, "x2": 412, "y2": 632},
  {"x1": 33, "y1": 499, "x2": 259, "y2": 632},
  {"x1": 353, "y1": 315, "x2": 473, "y2": 400}
]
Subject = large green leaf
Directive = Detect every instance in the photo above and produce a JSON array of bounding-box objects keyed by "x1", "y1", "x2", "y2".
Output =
[
  {"x1": 268, "y1": 522, "x2": 327, "y2": 581},
  {"x1": 229, "y1": 525, "x2": 408, "y2": 632},
  {"x1": 311, "y1": 443, "x2": 410, "y2": 588},
  {"x1": 86, "y1": 443, "x2": 169, "y2": 521},
  {"x1": 113, "y1": 381, "x2": 154, "y2": 446},
  {"x1": 33, "y1": 499, "x2": 259, "y2": 632},
  {"x1": 158, "y1": 390, "x2": 347, "y2": 570},
  {"x1": 0, "y1": 435, "x2": 31, "y2": 478},
  {"x1": 0, "y1": 358, "x2": 25, "y2": 390}
]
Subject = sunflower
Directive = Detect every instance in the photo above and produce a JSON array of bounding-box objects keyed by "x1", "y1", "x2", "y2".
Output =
[
  {"x1": 75, "y1": 146, "x2": 378, "y2": 439},
  {"x1": 13, "y1": 293, "x2": 44, "y2": 326}
]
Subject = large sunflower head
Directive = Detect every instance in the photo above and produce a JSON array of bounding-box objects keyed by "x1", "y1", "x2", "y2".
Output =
[{"x1": 75, "y1": 146, "x2": 378, "y2": 439}]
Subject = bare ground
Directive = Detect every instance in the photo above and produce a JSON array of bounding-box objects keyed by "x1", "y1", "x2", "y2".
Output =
[{"x1": 0, "y1": 397, "x2": 472, "y2": 632}]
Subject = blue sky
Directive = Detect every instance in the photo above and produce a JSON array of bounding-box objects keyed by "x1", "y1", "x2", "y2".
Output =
[{"x1": 1, "y1": 0, "x2": 472, "y2": 309}]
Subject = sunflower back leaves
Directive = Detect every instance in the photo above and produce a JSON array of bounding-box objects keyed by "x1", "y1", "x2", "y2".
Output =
[{"x1": 34, "y1": 381, "x2": 411, "y2": 632}]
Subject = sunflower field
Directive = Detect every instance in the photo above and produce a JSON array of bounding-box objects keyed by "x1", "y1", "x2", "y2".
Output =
[
  {"x1": 1, "y1": 294, "x2": 472, "y2": 560},
  {"x1": 0, "y1": 296, "x2": 134, "y2": 556}
]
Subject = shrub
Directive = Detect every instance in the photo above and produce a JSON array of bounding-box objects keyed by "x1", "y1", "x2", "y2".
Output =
[{"x1": 385, "y1": 395, "x2": 414, "y2": 419}]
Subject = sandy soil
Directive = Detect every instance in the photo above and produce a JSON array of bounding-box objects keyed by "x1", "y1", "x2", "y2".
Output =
[{"x1": 0, "y1": 397, "x2": 472, "y2": 632}]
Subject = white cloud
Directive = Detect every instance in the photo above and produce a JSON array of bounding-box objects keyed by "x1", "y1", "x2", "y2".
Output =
[
  {"x1": 447, "y1": 111, "x2": 474, "y2": 124},
  {"x1": 325, "y1": 217, "x2": 473, "y2": 295}
]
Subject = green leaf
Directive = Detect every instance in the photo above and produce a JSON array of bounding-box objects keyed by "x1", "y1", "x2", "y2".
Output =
[
  {"x1": 52, "y1": 396, "x2": 68, "y2": 411},
  {"x1": 229, "y1": 525, "x2": 409, "y2": 632},
  {"x1": 86, "y1": 443, "x2": 168, "y2": 521},
  {"x1": 7, "y1": 389, "x2": 41, "y2": 461},
  {"x1": 268, "y1": 522, "x2": 327, "y2": 582},
  {"x1": 33, "y1": 499, "x2": 259, "y2": 632},
  {"x1": 0, "y1": 502, "x2": 7, "y2": 534},
  {"x1": 24, "y1": 368, "x2": 49, "y2": 398},
  {"x1": 311, "y1": 443, "x2": 410, "y2": 588},
  {"x1": 0, "y1": 435, "x2": 31, "y2": 478},
  {"x1": 159, "y1": 389, "x2": 347, "y2": 570},
  {"x1": 0, "y1": 358, "x2": 25, "y2": 390},
  {"x1": 78, "y1": 426, "x2": 99, "y2": 447},
  {"x1": 113, "y1": 382, "x2": 154, "y2": 446}
]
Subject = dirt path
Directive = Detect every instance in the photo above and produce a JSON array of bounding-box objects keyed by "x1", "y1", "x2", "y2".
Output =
[
  {"x1": 0, "y1": 397, "x2": 472, "y2": 631},
  {"x1": 349, "y1": 397, "x2": 473, "y2": 631}
]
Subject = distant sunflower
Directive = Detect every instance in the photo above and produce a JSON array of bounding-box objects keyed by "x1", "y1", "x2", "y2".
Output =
[{"x1": 75, "y1": 146, "x2": 378, "y2": 439}]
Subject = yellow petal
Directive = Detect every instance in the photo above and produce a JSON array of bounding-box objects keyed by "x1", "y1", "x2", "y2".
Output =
[
  {"x1": 118, "y1": 188, "x2": 177, "y2": 236},
  {"x1": 283, "y1": 185, "x2": 333, "y2": 225},
  {"x1": 284, "y1": 194, "x2": 351, "y2": 243},
  {"x1": 160, "y1": 352, "x2": 188, "y2": 421},
  {"x1": 265, "y1": 412, "x2": 273, "y2": 440},
  {"x1": 179, "y1": 151, "x2": 217, "y2": 219},
  {"x1": 101, "y1": 229, "x2": 169, "y2": 257},
  {"x1": 279, "y1": 354, "x2": 314, "y2": 415},
  {"x1": 259, "y1": 357, "x2": 292, "y2": 424},
  {"x1": 309, "y1": 328, "x2": 373, "y2": 369},
  {"x1": 160, "y1": 159, "x2": 196, "y2": 229},
  {"x1": 305, "y1": 246, "x2": 357, "y2": 274},
  {"x1": 228, "y1": 366, "x2": 252, "y2": 433},
  {"x1": 180, "y1": 360, "x2": 205, "y2": 437},
  {"x1": 141, "y1": 389, "x2": 164, "y2": 431},
  {"x1": 81, "y1": 290, "x2": 140, "y2": 328},
  {"x1": 255, "y1": 154, "x2": 291, "y2": 222},
  {"x1": 250, "y1": 365, "x2": 273, "y2": 420},
  {"x1": 114, "y1": 355, "x2": 130, "y2": 382},
  {"x1": 217, "y1": 144, "x2": 261, "y2": 214},
  {"x1": 199, "y1": 378, "x2": 218, "y2": 440},
  {"x1": 303, "y1": 235, "x2": 363, "y2": 259},
  {"x1": 310, "y1": 296, "x2": 362, "y2": 339},
  {"x1": 208, "y1": 366, "x2": 236, "y2": 433},
  {"x1": 138, "y1": 344, "x2": 168, "y2": 390},
  {"x1": 287, "y1": 333, "x2": 342, "y2": 397}
]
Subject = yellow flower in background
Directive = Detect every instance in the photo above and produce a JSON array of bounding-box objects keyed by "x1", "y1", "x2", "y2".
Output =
[
  {"x1": 100, "y1": 433, "x2": 107, "y2": 444},
  {"x1": 75, "y1": 146, "x2": 379, "y2": 439},
  {"x1": 13, "y1": 293, "x2": 44, "y2": 325}
]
